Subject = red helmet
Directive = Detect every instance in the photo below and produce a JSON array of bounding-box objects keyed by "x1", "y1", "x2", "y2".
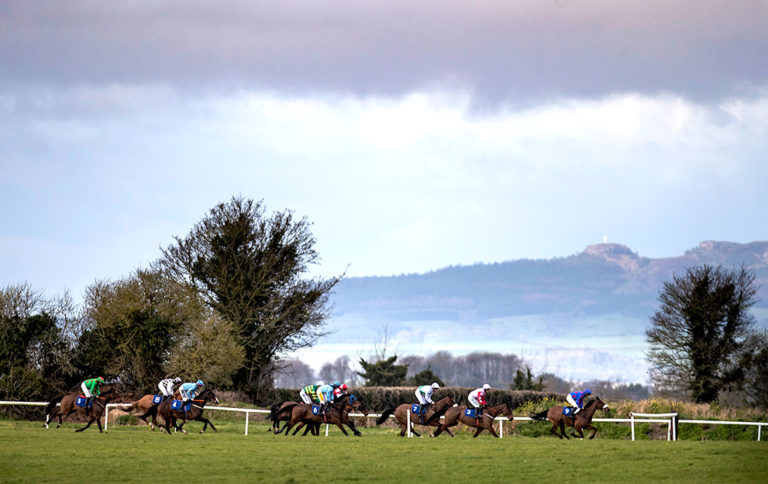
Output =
[{"x1": 341, "y1": 384, "x2": 348, "y2": 391}]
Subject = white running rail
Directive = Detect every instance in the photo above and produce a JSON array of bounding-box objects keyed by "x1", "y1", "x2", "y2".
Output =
[{"x1": 2, "y1": 401, "x2": 765, "y2": 440}]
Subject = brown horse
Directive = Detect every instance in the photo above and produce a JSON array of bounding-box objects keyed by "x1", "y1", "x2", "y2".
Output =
[
  {"x1": 530, "y1": 396, "x2": 610, "y2": 439},
  {"x1": 270, "y1": 400, "x2": 322, "y2": 435},
  {"x1": 121, "y1": 391, "x2": 179, "y2": 430},
  {"x1": 376, "y1": 396, "x2": 456, "y2": 437},
  {"x1": 278, "y1": 394, "x2": 368, "y2": 437},
  {"x1": 153, "y1": 388, "x2": 219, "y2": 435},
  {"x1": 43, "y1": 387, "x2": 118, "y2": 433},
  {"x1": 432, "y1": 402, "x2": 514, "y2": 438}
]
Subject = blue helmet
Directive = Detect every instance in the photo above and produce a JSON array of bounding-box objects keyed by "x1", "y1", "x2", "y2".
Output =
[
  {"x1": 332, "y1": 380, "x2": 341, "y2": 387},
  {"x1": 196, "y1": 379, "x2": 205, "y2": 387},
  {"x1": 584, "y1": 388, "x2": 592, "y2": 395}
]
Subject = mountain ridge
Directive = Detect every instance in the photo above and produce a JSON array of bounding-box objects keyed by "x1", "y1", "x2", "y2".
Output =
[{"x1": 307, "y1": 241, "x2": 768, "y2": 384}]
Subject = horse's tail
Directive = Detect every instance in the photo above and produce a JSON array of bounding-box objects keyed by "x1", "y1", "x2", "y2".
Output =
[
  {"x1": 121, "y1": 401, "x2": 137, "y2": 414},
  {"x1": 530, "y1": 409, "x2": 549, "y2": 421},
  {"x1": 376, "y1": 408, "x2": 395, "y2": 425},
  {"x1": 269, "y1": 403, "x2": 281, "y2": 423},
  {"x1": 44, "y1": 395, "x2": 64, "y2": 425}
]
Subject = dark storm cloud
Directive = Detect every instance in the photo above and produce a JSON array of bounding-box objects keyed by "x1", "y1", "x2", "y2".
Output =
[{"x1": 2, "y1": 0, "x2": 767, "y2": 103}]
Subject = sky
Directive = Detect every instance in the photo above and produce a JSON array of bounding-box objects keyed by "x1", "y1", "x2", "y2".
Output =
[{"x1": 2, "y1": 0, "x2": 768, "y2": 309}]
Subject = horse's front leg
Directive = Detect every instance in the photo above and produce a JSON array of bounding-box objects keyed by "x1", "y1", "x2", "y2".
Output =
[
  {"x1": 197, "y1": 417, "x2": 216, "y2": 433},
  {"x1": 291, "y1": 422, "x2": 306, "y2": 435},
  {"x1": 571, "y1": 424, "x2": 585, "y2": 439},
  {"x1": 76, "y1": 417, "x2": 95, "y2": 432},
  {"x1": 472, "y1": 426, "x2": 485, "y2": 438},
  {"x1": 586, "y1": 424, "x2": 597, "y2": 439},
  {"x1": 335, "y1": 423, "x2": 349, "y2": 436},
  {"x1": 486, "y1": 421, "x2": 500, "y2": 438}
]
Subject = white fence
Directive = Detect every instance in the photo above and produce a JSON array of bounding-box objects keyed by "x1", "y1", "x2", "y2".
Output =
[{"x1": 2, "y1": 401, "x2": 765, "y2": 441}]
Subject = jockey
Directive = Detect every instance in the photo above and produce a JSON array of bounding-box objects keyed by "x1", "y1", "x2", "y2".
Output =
[
  {"x1": 180, "y1": 380, "x2": 205, "y2": 405},
  {"x1": 415, "y1": 382, "x2": 439, "y2": 414},
  {"x1": 316, "y1": 383, "x2": 335, "y2": 414},
  {"x1": 566, "y1": 388, "x2": 592, "y2": 415},
  {"x1": 300, "y1": 384, "x2": 321, "y2": 405},
  {"x1": 158, "y1": 377, "x2": 181, "y2": 401},
  {"x1": 468, "y1": 384, "x2": 491, "y2": 411},
  {"x1": 333, "y1": 383, "x2": 349, "y2": 399},
  {"x1": 81, "y1": 376, "x2": 105, "y2": 413}
]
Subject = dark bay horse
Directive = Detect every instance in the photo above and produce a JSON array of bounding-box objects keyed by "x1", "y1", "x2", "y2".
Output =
[
  {"x1": 121, "y1": 392, "x2": 179, "y2": 430},
  {"x1": 153, "y1": 388, "x2": 219, "y2": 435},
  {"x1": 530, "y1": 396, "x2": 610, "y2": 439},
  {"x1": 278, "y1": 394, "x2": 368, "y2": 437},
  {"x1": 432, "y1": 402, "x2": 513, "y2": 438},
  {"x1": 376, "y1": 396, "x2": 456, "y2": 437},
  {"x1": 44, "y1": 387, "x2": 118, "y2": 433}
]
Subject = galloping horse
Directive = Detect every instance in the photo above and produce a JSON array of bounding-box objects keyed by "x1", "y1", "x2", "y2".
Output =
[
  {"x1": 121, "y1": 392, "x2": 179, "y2": 430},
  {"x1": 44, "y1": 387, "x2": 118, "y2": 433},
  {"x1": 277, "y1": 394, "x2": 368, "y2": 437},
  {"x1": 432, "y1": 402, "x2": 514, "y2": 438},
  {"x1": 530, "y1": 396, "x2": 610, "y2": 439},
  {"x1": 376, "y1": 396, "x2": 456, "y2": 437},
  {"x1": 153, "y1": 388, "x2": 219, "y2": 435},
  {"x1": 270, "y1": 401, "x2": 321, "y2": 435}
]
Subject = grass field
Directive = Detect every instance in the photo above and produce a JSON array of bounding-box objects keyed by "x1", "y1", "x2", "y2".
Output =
[{"x1": 1, "y1": 419, "x2": 766, "y2": 483}]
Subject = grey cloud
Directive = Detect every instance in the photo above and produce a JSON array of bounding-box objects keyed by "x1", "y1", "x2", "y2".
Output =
[{"x1": 2, "y1": 1, "x2": 767, "y2": 104}]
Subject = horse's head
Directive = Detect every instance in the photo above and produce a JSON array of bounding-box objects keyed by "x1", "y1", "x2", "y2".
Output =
[
  {"x1": 347, "y1": 394, "x2": 369, "y2": 416},
  {"x1": 594, "y1": 396, "x2": 610, "y2": 414},
  {"x1": 199, "y1": 389, "x2": 219, "y2": 404},
  {"x1": 437, "y1": 395, "x2": 456, "y2": 408}
]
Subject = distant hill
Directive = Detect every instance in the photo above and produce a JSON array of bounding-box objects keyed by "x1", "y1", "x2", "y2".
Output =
[{"x1": 312, "y1": 241, "x2": 768, "y2": 384}]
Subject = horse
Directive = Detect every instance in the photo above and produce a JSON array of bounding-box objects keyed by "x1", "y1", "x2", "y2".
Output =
[
  {"x1": 277, "y1": 394, "x2": 368, "y2": 437},
  {"x1": 270, "y1": 400, "x2": 322, "y2": 436},
  {"x1": 43, "y1": 387, "x2": 118, "y2": 433},
  {"x1": 121, "y1": 392, "x2": 179, "y2": 430},
  {"x1": 432, "y1": 402, "x2": 514, "y2": 438},
  {"x1": 376, "y1": 395, "x2": 456, "y2": 437},
  {"x1": 530, "y1": 396, "x2": 610, "y2": 439},
  {"x1": 152, "y1": 388, "x2": 219, "y2": 435}
]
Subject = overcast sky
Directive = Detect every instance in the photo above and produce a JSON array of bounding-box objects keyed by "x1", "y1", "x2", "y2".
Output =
[{"x1": 2, "y1": 1, "x2": 768, "y2": 304}]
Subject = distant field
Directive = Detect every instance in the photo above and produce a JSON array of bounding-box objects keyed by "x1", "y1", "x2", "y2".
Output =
[{"x1": 1, "y1": 419, "x2": 766, "y2": 483}]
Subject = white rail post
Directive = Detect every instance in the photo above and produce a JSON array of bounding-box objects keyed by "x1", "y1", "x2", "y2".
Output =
[
  {"x1": 630, "y1": 413, "x2": 635, "y2": 441},
  {"x1": 245, "y1": 410, "x2": 249, "y2": 436},
  {"x1": 499, "y1": 418, "x2": 503, "y2": 439},
  {"x1": 758, "y1": 424, "x2": 762, "y2": 442},
  {"x1": 325, "y1": 423, "x2": 329, "y2": 437},
  {"x1": 407, "y1": 409, "x2": 412, "y2": 438},
  {"x1": 104, "y1": 405, "x2": 109, "y2": 432}
]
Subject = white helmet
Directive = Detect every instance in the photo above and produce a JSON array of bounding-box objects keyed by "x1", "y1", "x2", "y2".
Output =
[
  {"x1": 482, "y1": 384, "x2": 491, "y2": 391},
  {"x1": 431, "y1": 382, "x2": 440, "y2": 389},
  {"x1": 317, "y1": 381, "x2": 324, "y2": 386}
]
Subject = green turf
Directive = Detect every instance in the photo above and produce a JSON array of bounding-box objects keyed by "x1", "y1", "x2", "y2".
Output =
[{"x1": 1, "y1": 419, "x2": 766, "y2": 483}]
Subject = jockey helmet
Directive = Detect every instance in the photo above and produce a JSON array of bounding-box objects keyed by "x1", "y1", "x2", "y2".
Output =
[
  {"x1": 196, "y1": 379, "x2": 204, "y2": 387},
  {"x1": 174, "y1": 377, "x2": 182, "y2": 383},
  {"x1": 332, "y1": 380, "x2": 341, "y2": 387},
  {"x1": 341, "y1": 384, "x2": 348, "y2": 391},
  {"x1": 97, "y1": 376, "x2": 105, "y2": 382},
  {"x1": 482, "y1": 384, "x2": 491, "y2": 391},
  {"x1": 317, "y1": 381, "x2": 325, "y2": 386},
  {"x1": 584, "y1": 388, "x2": 592, "y2": 395},
  {"x1": 431, "y1": 382, "x2": 440, "y2": 389}
]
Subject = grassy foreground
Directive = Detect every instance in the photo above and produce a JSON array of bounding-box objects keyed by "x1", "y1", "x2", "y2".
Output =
[{"x1": 1, "y1": 419, "x2": 766, "y2": 483}]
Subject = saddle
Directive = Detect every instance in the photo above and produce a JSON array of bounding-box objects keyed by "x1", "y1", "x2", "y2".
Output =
[
  {"x1": 75, "y1": 396, "x2": 92, "y2": 408},
  {"x1": 152, "y1": 395, "x2": 163, "y2": 405},
  {"x1": 171, "y1": 400, "x2": 192, "y2": 412},
  {"x1": 562, "y1": 406, "x2": 577, "y2": 417},
  {"x1": 464, "y1": 408, "x2": 483, "y2": 419}
]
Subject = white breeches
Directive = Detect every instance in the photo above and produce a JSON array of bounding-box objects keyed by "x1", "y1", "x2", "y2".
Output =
[
  {"x1": 566, "y1": 394, "x2": 578, "y2": 407},
  {"x1": 81, "y1": 382, "x2": 92, "y2": 398},
  {"x1": 299, "y1": 389, "x2": 312, "y2": 404},
  {"x1": 158, "y1": 383, "x2": 174, "y2": 396},
  {"x1": 415, "y1": 390, "x2": 429, "y2": 405},
  {"x1": 468, "y1": 395, "x2": 481, "y2": 408}
]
